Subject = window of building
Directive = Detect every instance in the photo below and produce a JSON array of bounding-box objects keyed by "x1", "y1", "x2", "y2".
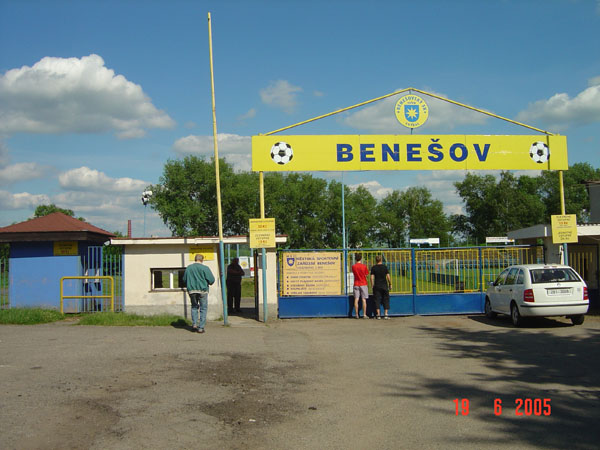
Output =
[{"x1": 151, "y1": 268, "x2": 185, "y2": 290}]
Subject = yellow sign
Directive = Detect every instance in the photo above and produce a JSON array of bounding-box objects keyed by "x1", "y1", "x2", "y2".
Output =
[
  {"x1": 53, "y1": 241, "x2": 78, "y2": 256},
  {"x1": 282, "y1": 252, "x2": 341, "y2": 296},
  {"x1": 249, "y1": 218, "x2": 276, "y2": 248},
  {"x1": 395, "y1": 95, "x2": 429, "y2": 128},
  {"x1": 551, "y1": 214, "x2": 578, "y2": 244},
  {"x1": 189, "y1": 246, "x2": 215, "y2": 261},
  {"x1": 252, "y1": 135, "x2": 567, "y2": 171}
]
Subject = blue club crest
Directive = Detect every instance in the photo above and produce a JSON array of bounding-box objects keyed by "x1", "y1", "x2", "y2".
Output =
[
  {"x1": 286, "y1": 257, "x2": 295, "y2": 267},
  {"x1": 404, "y1": 105, "x2": 420, "y2": 123}
]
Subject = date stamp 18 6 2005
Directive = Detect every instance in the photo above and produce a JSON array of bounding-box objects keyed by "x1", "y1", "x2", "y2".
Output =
[{"x1": 453, "y1": 398, "x2": 551, "y2": 416}]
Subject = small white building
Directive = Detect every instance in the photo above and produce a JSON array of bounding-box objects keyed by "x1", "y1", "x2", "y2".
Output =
[{"x1": 110, "y1": 235, "x2": 286, "y2": 321}]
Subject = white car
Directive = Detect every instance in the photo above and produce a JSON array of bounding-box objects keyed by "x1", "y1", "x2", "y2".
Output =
[{"x1": 485, "y1": 264, "x2": 589, "y2": 326}]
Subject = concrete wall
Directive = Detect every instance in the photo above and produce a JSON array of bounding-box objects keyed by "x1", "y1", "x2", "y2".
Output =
[
  {"x1": 121, "y1": 241, "x2": 279, "y2": 321},
  {"x1": 255, "y1": 249, "x2": 279, "y2": 321}
]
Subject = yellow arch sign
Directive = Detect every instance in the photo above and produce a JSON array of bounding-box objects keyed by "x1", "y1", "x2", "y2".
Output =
[
  {"x1": 252, "y1": 88, "x2": 567, "y2": 173},
  {"x1": 252, "y1": 134, "x2": 567, "y2": 171}
]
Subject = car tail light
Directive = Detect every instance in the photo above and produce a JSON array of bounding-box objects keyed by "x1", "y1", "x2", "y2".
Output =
[
  {"x1": 584, "y1": 287, "x2": 588, "y2": 301},
  {"x1": 524, "y1": 289, "x2": 535, "y2": 303}
]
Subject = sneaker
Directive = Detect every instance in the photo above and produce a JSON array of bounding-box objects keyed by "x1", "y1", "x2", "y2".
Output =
[
  {"x1": 198, "y1": 328, "x2": 205, "y2": 333},
  {"x1": 363, "y1": 315, "x2": 369, "y2": 319},
  {"x1": 192, "y1": 326, "x2": 198, "y2": 332},
  {"x1": 376, "y1": 316, "x2": 381, "y2": 320},
  {"x1": 384, "y1": 315, "x2": 389, "y2": 320}
]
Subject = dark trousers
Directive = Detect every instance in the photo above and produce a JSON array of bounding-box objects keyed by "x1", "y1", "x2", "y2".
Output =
[{"x1": 226, "y1": 281, "x2": 242, "y2": 311}]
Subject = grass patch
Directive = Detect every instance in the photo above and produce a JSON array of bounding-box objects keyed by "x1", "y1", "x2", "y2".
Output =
[
  {"x1": 77, "y1": 312, "x2": 190, "y2": 327},
  {"x1": 0, "y1": 308, "x2": 65, "y2": 325},
  {"x1": 241, "y1": 278, "x2": 255, "y2": 297}
]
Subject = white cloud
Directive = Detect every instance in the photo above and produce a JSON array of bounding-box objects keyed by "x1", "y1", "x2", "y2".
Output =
[
  {"x1": 415, "y1": 170, "x2": 468, "y2": 215},
  {"x1": 237, "y1": 108, "x2": 257, "y2": 121},
  {"x1": 58, "y1": 166, "x2": 148, "y2": 193},
  {"x1": 349, "y1": 180, "x2": 393, "y2": 199},
  {"x1": 0, "y1": 190, "x2": 50, "y2": 210},
  {"x1": 260, "y1": 80, "x2": 302, "y2": 114},
  {"x1": 0, "y1": 54, "x2": 175, "y2": 138},
  {"x1": 0, "y1": 162, "x2": 47, "y2": 186},
  {"x1": 0, "y1": 143, "x2": 48, "y2": 185},
  {"x1": 516, "y1": 80, "x2": 600, "y2": 131},
  {"x1": 342, "y1": 89, "x2": 487, "y2": 133},
  {"x1": 172, "y1": 133, "x2": 252, "y2": 171}
]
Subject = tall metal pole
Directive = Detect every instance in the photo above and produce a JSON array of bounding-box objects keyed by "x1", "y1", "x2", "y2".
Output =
[
  {"x1": 559, "y1": 170, "x2": 569, "y2": 266},
  {"x1": 208, "y1": 12, "x2": 228, "y2": 325},
  {"x1": 260, "y1": 171, "x2": 268, "y2": 322},
  {"x1": 342, "y1": 173, "x2": 348, "y2": 295}
]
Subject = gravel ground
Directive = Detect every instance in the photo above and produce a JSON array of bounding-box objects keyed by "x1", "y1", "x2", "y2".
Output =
[{"x1": 1, "y1": 313, "x2": 599, "y2": 449}]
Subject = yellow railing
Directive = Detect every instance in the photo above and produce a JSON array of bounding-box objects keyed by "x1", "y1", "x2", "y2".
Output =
[
  {"x1": 60, "y1": 276, "x2": 115, "y2": 314},
  {"x1": 279, "y1": 246, "x2": 543, "y2": 296},
  {"x1": 481, "y1": 246, "x2": 543, "y2": 287},
  {"x1": 415, "y1": 248, "x2": 480, "y2": 293},
  {"x1": 349, "y1": 250, "x2": 413, "y2": 294}
]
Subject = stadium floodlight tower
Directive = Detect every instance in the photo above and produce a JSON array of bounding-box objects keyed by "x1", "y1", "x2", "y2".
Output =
[{"x1": 141, "y1": 190, "x2": 153, "y2": 237}]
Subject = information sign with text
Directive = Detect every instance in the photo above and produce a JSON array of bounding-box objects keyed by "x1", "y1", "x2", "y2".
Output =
[
  {"x1": 282, "y1": 252, "x2": 342, "y2": 296},
  {"x1": 551, "y1": 214, "x2": 578, "y2": 244},
  {"x1": 249, "y1": 218, "x2": 276, "y2": 248}
]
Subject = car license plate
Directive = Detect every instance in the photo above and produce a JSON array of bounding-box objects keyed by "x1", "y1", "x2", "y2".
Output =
[{"x1": 547, "y1": 288, "x2": 571, "y2": 296}]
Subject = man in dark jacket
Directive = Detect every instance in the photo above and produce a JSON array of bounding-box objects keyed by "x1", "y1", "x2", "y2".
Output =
[{"x1": 226, "y1": 258, "x2": 245, "y2": 313}]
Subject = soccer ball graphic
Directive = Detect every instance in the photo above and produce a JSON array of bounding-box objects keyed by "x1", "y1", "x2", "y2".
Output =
[
  {"x1": 270, "y1": 142, "x2": 294, "y2": 165},
  {"x1": 529, "y1": 141, "x2": 550, "y2": 164}
]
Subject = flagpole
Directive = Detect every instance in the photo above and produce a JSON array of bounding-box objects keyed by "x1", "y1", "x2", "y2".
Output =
[{"x1": 208, "y1": 12, "x2": 228, "y2": 325}]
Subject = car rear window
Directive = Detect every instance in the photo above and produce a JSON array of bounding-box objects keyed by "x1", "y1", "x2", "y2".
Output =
[{"x1": 529, "y1": 268, "x2": 581, "y2": 284}]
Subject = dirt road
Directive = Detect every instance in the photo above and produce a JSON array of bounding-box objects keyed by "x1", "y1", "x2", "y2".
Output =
[{"x1": 1, "y1": 314, "x2": 599, "y2": 449}]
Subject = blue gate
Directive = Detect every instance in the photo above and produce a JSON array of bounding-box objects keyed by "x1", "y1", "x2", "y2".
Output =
[{"x1": 78, "y1": 246, "x2": 124, "y2": 312}]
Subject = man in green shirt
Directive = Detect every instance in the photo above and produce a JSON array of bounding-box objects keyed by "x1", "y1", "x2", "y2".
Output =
[{"x1": 183, "y1": 254, "x2": 215, "y2": 333}]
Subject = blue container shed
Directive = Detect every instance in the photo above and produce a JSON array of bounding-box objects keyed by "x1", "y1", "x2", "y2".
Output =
[{"x1": 0, "y1": 212, "x2": 114, "y2": 309}]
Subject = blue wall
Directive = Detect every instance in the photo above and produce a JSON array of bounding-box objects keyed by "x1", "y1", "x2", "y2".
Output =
[
  {"x1": 278, "y1": 292, "x2": 485, "y2": 318},
  {"x1": 9, "y1": 242, "x2": 84, "y2": 308}
]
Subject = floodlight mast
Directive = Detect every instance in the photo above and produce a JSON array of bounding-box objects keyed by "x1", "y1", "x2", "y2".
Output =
[
  {"x1": 208, "y1": 12, "x2": 228, "y2": 326},
  {"x1": 141, "y1": 190, "x2": 152, "y2": 237}
]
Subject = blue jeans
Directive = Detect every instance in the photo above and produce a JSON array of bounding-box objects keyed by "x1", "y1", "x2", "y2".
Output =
[{"x1": 189, "y1": 292, "x2": 208, "y2": 330}]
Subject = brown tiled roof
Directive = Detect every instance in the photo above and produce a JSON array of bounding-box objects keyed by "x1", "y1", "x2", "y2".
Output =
[{"x1": 0, "y1": 212, "x2": 114, "y2": 236}]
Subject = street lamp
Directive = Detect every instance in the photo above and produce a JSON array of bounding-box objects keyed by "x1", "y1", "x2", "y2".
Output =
[{"x1": 141, "y1": 190, "x2": 153, "y2": 237}]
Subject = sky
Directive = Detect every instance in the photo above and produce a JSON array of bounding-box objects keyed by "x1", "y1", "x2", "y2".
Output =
[{"x1": 1, "y1": 0, "x2": 599, "y2": 237}]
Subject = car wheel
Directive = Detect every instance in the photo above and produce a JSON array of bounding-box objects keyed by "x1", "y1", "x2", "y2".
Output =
[
  {"x1": 570, "y1": 314, "x2": 585, "y2": 325},
  {"x1": 511, "y1": 302, "x2": 522, "y2": 327},
  {"x1": 484, "y1": 298, "x2": 496, "y2": 319}
]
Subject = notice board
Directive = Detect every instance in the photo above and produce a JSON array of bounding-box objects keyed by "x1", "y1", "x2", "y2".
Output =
[{"x1": 282, "y1": 252, "x2": 342, "y2": 296}]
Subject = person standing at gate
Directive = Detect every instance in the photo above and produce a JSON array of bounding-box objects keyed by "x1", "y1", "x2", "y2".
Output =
[
  {"x1": 352, "y1": 253, "x2": 370, "y2": 319},
  {"x1": 226, "y1": 257, "x2": 245, "y2": 313},
  {"x1": 183, "y1": 254, "x2": 215, "y2": 334},
  {"x1": 371, "y1": 255, "x2": 392, "y2": 320}
]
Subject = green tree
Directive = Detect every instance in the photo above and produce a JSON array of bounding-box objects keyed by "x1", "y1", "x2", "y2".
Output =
[
  {"x1": 344, "y1": 185, "x2": 378, "y2": 248},
  {"x1": 454, "y1": 171, "x2": 545, "y2": 243},
  {"x1": 377, "y1": 187, "x2": 450, "y2": 247},
  {"x1": 264, "y1": 173, "x2": 330, "y2": 248},
  {"x1": 33, "y1": 204, "x2": 85, "y2": 221},
  {"x1": 150, "y1": 156, "x2": 237, "y2": 236},
  {"x1": 536, "y1": 163, "x2": 600, "y2": 222}
]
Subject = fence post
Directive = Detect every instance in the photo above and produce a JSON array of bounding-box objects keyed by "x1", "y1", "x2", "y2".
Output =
[
  {"x1": 478, "y1": 247, "x2": 483, "y2": 292},
  {"x1": 411, "y1": 247, "x2": 417, "y2": 314}
]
